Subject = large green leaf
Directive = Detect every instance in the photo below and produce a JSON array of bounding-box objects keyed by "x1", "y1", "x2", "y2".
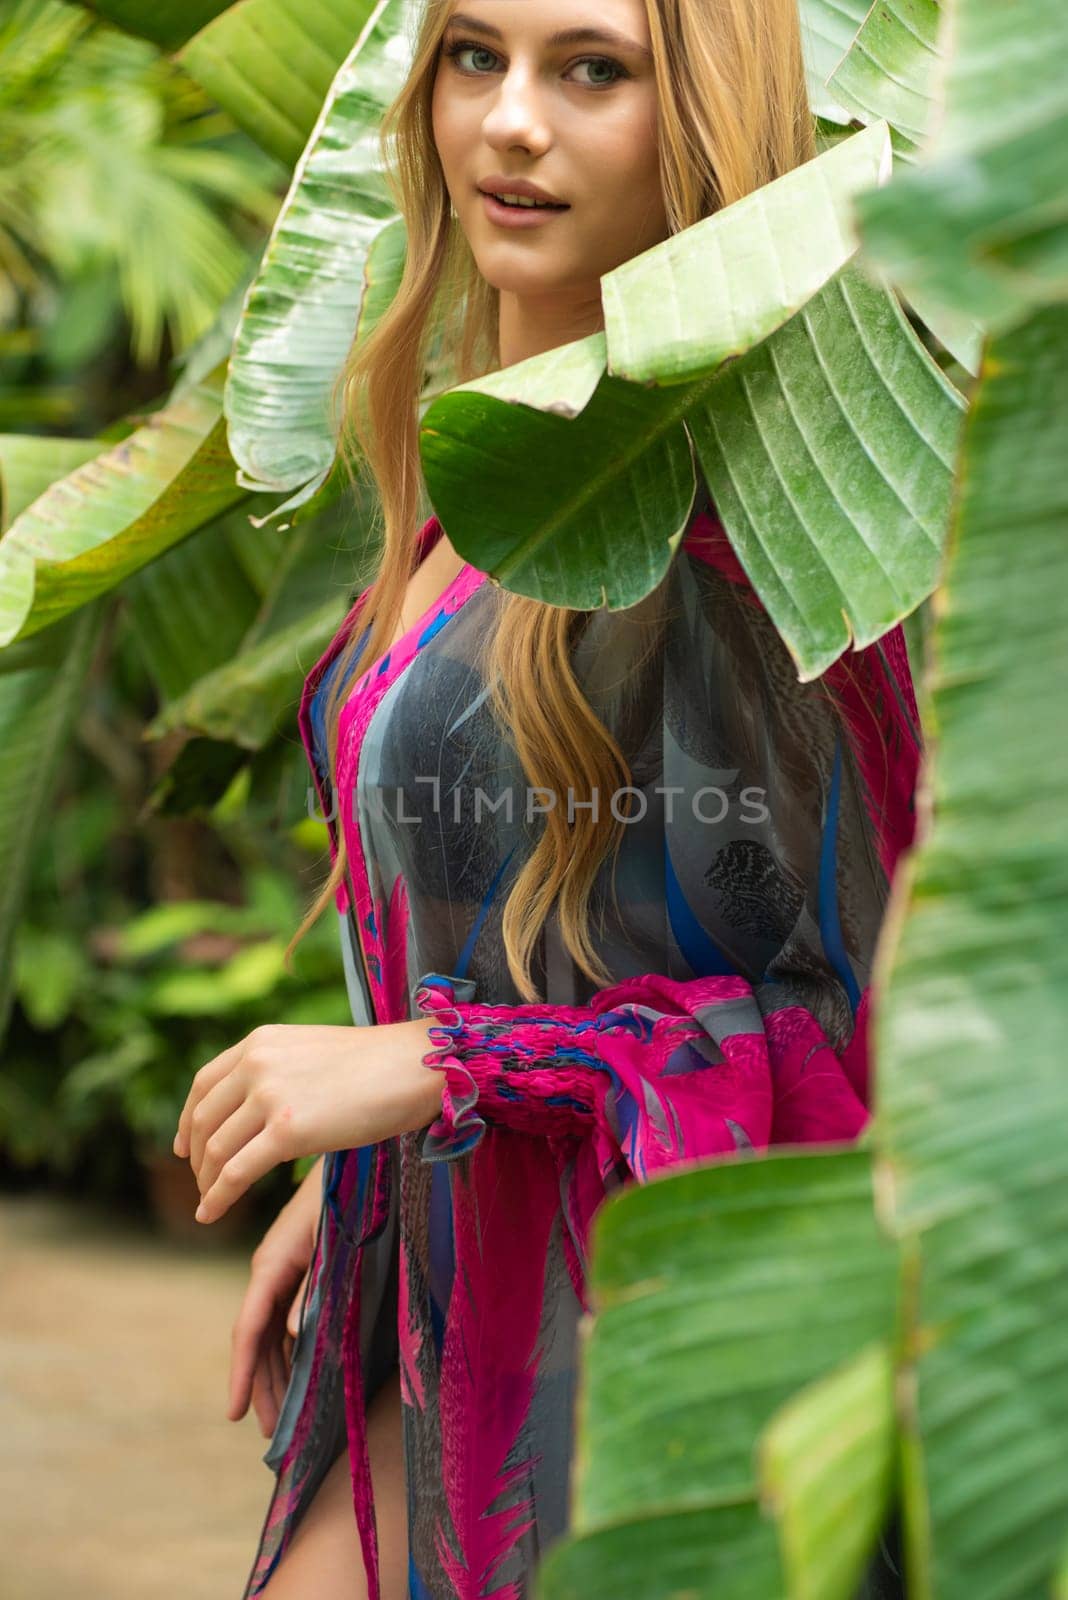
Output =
[
  {"x1": 423, "y1": 259, "x2": 962, "y2": 678},
  {"x1": 540, "y1": 1505, "x2": 783, "y2": 1600},
  {"x1": 539, "y1": 1149, "x2": 897, "y2": 1599},
  {"x1": 146, "y1": 595, "x2": 343, "y2": 751},
  {"x1": 579, "y1": 1151, "x2": 896, "y2": 1522},
  {"x1": 603, "y1": 120, "x2": 891, "y2": 385},
  {"x1": 798, "y1": 0, "x2": 872, "y2": 121},
  {"x1": 822, "y1": 0, "x2": 983, "y2": 374},
  {"x1": 225, "y1": 0, "x2": 415, "y2": 506},
  {"x1": 858, "y1": 0, "x2": 1068, "y2": 332},
  {"x1": 827, "y1": 0, "x2": 940, "y2": 159},
  {"x1": 760, "y1": 1342, "x2": 897, "y2": 1600},
  {"x1": 0, "y1": 435, "x2": 101, "y2": 526},
  {"x1": 688, "y1": 264, "x2": 964, "y2": 675},
  {"x1": 67, "y1": 0, "x2": 234, "y2": 51},
  {"x1": 177, "y1": 0, "x2": 379, "y2": 166},
  {"x1": 420, "y1": 125, "x2": 917, "y2": 644},
  {"x1": 0, "y1": 368, "x2": 245, "y2": 646},
  {"x1": 144, "y1": 489, "x2": 380, "y2": 747},
  {"x1": 0, "y1": 435, "x2": 113, "y2": 1039},
  {"x1": 878, "y1": 307, "x2": 1068, "y2": 1599},
  {"x1": 422, "y1": 334, "x2": 701, "y2": 610},
  {"x1": 121, "y1": 506, "x2": 286, "y2": 702}
]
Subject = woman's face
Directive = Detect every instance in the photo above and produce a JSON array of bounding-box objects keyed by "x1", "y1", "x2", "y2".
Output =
[{"x1": 431, "y1": 0, "x2": 669, "y2": 306}]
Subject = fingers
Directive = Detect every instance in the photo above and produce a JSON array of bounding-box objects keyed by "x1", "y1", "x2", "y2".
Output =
[
  {"x1": 286, "y1": 1266, "x2": 311, "y2": 1340},
  {"x1": 251, "y1": 1335, "x2": 294, "y2": 1441},
  {"x1": 196, "y1": 1099, "x2": 266, "y2": 1201},
  {"x1": 228, "y1": 1270, "x2": 284, "y2": 1422},
  {"x1": 189, "y1": 1068, "x2": 248, "y2": 1184},
  {"x1": 251, "y1": 1362, "x2": 280, "y2": 1440},
  {"x1": 174, "y1": 1037, "x2": 245, "y2": 1159},
  {"x1": 267, "y1": 1334, "x2": 289, "y2": 1424},
  {"x1": 197, "y1": 1124, "x2": 282, "y2": 1225}
]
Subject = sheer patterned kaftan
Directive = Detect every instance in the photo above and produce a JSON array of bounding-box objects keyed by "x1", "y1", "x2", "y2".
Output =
[{"x1": 241, "y1": 496, "x2": 922, "y2": 1600}]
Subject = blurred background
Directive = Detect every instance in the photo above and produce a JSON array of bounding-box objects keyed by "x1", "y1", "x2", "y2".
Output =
[{"x1": 0, "y1": 5, "x2": 361, "y2": 1594}]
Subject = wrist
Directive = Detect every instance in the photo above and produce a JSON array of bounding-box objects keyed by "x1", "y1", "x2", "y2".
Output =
[
  {"x1": 304, "y1": 1153, "x2": 326, "y2": 1185},
  {"x1": 410, "y1": 1017, "x2": 446, "y2": 1124},
  {"x1": 292, "y1": 1155, "x2": 324, "y2": 1211}
]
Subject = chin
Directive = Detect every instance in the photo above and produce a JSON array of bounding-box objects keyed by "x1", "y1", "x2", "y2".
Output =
[{"x1": 470, "y1": 251, "x2": 577, "y2": 301}]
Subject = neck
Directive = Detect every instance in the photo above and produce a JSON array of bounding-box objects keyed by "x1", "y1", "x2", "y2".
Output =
[{"x1": 497, "y1": 285, "x2": 605, "y2": 367}]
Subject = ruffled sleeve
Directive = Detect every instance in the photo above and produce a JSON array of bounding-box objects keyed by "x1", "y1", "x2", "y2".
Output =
[
  {"x1": 411, "y1": 500, "x2": 923, "y2": 1245},
  {"x1": 413, "y1": 969, "x2": 871, "y2": 1179}
]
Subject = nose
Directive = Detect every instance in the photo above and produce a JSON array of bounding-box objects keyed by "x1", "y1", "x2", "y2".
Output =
[{"x1": 481, "y1": 59, "x2": 553, "y2": 156}]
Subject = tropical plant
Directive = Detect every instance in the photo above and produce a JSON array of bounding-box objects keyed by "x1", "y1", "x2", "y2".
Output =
[
  {"x1": 0, "y1": 0, "x2": 283, "y2": 367},
  {"x1": 0, "y1": 563, "x2": 355, "y2": 1186},
  {"x1": 1, "y1": 0, "x2": 1065, "y2": 1593}
]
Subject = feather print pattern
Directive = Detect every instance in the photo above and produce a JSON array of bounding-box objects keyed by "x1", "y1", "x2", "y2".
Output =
[
  {"x1": 240, "y1": 500, "x2": 922, "y2": 1600},
  {"x1": 434, "y1": 1131, "x2": 561, "y2": 1596}
]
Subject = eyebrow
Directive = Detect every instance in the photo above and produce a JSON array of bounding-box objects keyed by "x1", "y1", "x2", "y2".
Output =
[{"x1": 444, "y1": 12, "x2": 654, "y2": 63}]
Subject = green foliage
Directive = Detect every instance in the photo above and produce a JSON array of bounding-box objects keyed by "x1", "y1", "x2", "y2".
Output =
[
  {"x1": 539, "y1": 1151, "x2": 899, "y2": 1599},
  {"x1": 0, "y1": 602, "x2": 105, "y2": 1042},
  {"x1": 877, "y1": 302, "x2": 1068, "y2": 1600},
  {"x1": 421, "y1": 251, "x2": 963, "y2": 675},
  {"x1": 826, "y1": 0, "x2": 940, "y2": 159},
  {"x1": 858, "y1": 0, "x2": 1068, "y2": 333},
  {"x1": 7, "y1": 813, "x2": 350, "y2": 1166},
  {"x1": 760, "y1": 1343, "x2": 898, "y2": 1600},
  {"x1": 176, "y1": 0, "x2": 384, "y2": 166},
  {"x1": 0, "y1": 1, "x2": 285, "y2": 370},
  {"x1": 0, "y1": 367, "x2": 247, "y2": 645},
  {"x1": 224, "y1": 0, "x2": 416, "y2": 509},
  {"x1": 2, "y1": 1, "x2": 1067, "y2": 1593}
]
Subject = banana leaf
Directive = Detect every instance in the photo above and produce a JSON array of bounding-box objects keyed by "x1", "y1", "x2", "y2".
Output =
[
  {"x1": 65, "y1": 0, "x2": 233, "y2": 50},
  {"x1": 539, "y1": 1149, "x2": 897, "y2": 1599},
  {"x1": 422, "y1": 255, "x2": 962, "y2": 678},
  {"x1": 827, "y1": 0, "x2": 940, "y2": 159},
  {"x1": 121, "y1": 506, "x2": 287, "y2": 702},
  {"x1": 760, "y1": 1342, "x2": 898, "y2": 1600},
  {"x1": 0, "y1": 367, "x2": 246, "y2": 646},
  {"x1": 225, "y1": 0, "x2": 415, "y2": 508},
  {"x1": 144, "y1": 492, "x2": 381, "y2": 750},
  {"x1": 177, "y1": 0, "x2": 381, "y2": 166},
  {"x1": 878, "y1": 307, "x2": 1068, "y2": 1599},
  {"x1": 858, "y1": 0, "x2": 1068, "y2": 333},
  {"x1": 798, "y1": 0, "x2": 873, "y2": 122},
  {"x1": 0, "y1": 601, "x2": 106, "y2": 1043},
  {"x1": 0, "y1": 434, "x2": 101, "y2": 526}
]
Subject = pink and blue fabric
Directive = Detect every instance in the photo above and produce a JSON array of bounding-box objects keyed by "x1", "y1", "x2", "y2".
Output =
[{"x1": 241, "y1": 498, "x2": 922, "y2": 1600}]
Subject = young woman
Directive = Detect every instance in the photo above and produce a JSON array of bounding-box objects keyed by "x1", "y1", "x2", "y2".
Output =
[{"x1": 174, "y1": 1, "x2": 922, "y2": 1596}]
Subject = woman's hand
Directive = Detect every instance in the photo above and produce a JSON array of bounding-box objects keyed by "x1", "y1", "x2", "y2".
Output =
[
  {"x1": 229, "y1": 1156, "x2": 324, "y2": 1437},
  {"x1": 173, "y1": 1019, "x2": 442, "y2": 1224}
]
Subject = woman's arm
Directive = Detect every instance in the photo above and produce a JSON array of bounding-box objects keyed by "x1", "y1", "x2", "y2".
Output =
[
  {"x1": 174, "y1": 1018, "x2": 442, "y2": 1223},
  {"x1": 412, "y1": 966, "x2": 869, "y2": 1179},
  {"x1": 228, "y1": 1152, "x2": 327, "y2": 1436}
]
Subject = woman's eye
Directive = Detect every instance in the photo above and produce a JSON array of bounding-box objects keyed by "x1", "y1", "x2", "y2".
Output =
[
  {"x1": 445, "y1": 42, "x2": 499, "y2": 74},
  {"x1": 570, "y1": 56, "x2": 627, "y2": 88},
  {"x1": 443, "y1": 42, "x2": 628, "y2": 89}
]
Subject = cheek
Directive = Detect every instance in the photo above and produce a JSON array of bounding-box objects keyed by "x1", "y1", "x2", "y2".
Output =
[
  {"x1": 431, "y1": 79, "x2": 461, "y2": 185},
  {"x1": 586, "y1": 106, "x2": 665, "y2": 237}
]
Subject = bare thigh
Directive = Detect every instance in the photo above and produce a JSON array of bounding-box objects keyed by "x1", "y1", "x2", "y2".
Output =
[{"x1": 259, "y1": 1366, "x2": 408, "y2": 1600}]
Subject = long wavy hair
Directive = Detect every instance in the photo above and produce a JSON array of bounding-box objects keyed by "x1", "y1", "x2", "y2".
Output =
[{"x1": 286, "y1": 0, "x2": 816, "y2": 1001}]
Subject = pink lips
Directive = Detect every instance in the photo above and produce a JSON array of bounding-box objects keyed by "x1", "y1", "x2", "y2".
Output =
[
  {"x1": 479, "y1": 192, "x2": 569, "y2": 229},
  {"x1": 477, "y1": 174, "x2": 567, "y2": 205}
]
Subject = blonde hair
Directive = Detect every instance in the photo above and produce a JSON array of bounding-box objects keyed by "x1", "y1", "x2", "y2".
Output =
[{"x1": 286, "y1": 0, "x2": 816, "y2": 1001}]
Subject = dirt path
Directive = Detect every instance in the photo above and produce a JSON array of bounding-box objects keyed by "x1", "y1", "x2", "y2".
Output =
[{"x1": 0, "y1": 1193, "x2": 278, "y2": 1600}]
